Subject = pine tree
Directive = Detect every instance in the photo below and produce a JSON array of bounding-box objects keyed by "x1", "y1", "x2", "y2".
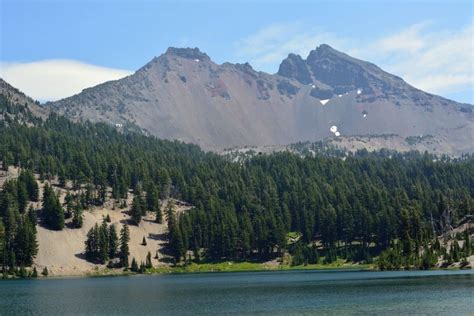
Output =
[
  {"x1": 108, "y1": 224, "x2": 118, "y2": 258},
  {"x1": 0, "y1": 221, "x2": 4, "y2": 271},
  {"x1": 119, "y1": 224, "x2": 130, "y2": 268},
  {"x1": 41, "y1": 267, "x2": 48, "y2": 276},
  {"x1": 452, "y1": 241, "x2": 460, "y2": 262},
  {"x1": 463, "y1": 231, "x2": 471, "y2": 256},
  {"x1": 32, "y1": 266, "x2": 38, "y2": 278},
  {"x1": 85, "y1": 224, "x2": 99, "y2": 261},
  {"x1": 130, "y1": 196, "x2": 142, "y2": 225},
  {"x1": 17, "y1": 181, "x2": 28, "y2": 214},
  {"x1": 27, "y1": 205, "x2": 38, "y2": 228},
  {"x1": 42, "y1": 184, "x2": 64, "y2": 230},
  {"x1": 72, "y1": 203, "x2": 83, "y2": 228},
  {"x1": 146, "y1": 251, "x2": 152, "y2": 268},
  {"x1": 18, "y1": 265, "x2": 27, "y2": 278},
  {"x1": 64, "y1": 192, "x2": 74, "y2": 219},
  {"x1": 139, "y1": 261, "x2": 146, "y2": 274},
  {"x1": 169, "y1": 225, "x2": 184, "y2": 264},
  {"x1": 142, "y1": 236, "x2": 147, "y2": 246},
  {"x1": 146, "y1": 186, "x2": 162, "y2": 223},
  {"x1": 19, "y1": 169, "x2": 39, "y2": 202},
  {"x1": 14, "y1": 216, "x2": 38, "y2": 266},
  {"x1": 130, "y1": 257, "x2": 138, "y2": 272},
  {"x1": 98, "y1": 220, "x2": 109, "y2": 263}
]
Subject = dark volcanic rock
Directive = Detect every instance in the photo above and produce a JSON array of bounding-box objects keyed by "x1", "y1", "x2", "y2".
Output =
[
  {"x1": 278, "y1": 53, "x2": 312, "y2": 85},
  {"x1": 165, "y1": 47, "x2": 210, "y2": 61}
]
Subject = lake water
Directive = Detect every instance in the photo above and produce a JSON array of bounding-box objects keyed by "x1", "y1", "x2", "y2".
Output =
[{"x1": 0, "y1": 269, "x2": 473, "y2": 315}]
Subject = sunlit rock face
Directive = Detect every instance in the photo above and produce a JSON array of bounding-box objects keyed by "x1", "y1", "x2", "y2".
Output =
[{"x1": 45, "y1": 45, "x2": 473, "y2": 153}]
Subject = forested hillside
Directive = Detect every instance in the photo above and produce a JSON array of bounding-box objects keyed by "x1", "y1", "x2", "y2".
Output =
[{"x1": 0, "y1": 93, "x2": 473, "y2": 276}]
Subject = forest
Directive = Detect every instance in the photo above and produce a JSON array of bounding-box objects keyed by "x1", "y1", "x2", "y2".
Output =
[{"x1": 0, "y1": 94, "x2": 473, "y2": 276}]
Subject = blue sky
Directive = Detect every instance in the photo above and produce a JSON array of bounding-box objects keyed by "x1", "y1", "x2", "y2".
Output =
[{"x1": 1, "y1": 0, "x2": 472, "y2": 103}]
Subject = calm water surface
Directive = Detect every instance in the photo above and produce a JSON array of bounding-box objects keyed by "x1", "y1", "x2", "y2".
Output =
[{"x1": 0, "y1": 269, "x2": 473, "y2": 315}]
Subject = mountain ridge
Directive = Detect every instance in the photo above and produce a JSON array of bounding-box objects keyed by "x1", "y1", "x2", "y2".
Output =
[{"x1": 42, "y1": 44, "x2": 473, "y2": 153}]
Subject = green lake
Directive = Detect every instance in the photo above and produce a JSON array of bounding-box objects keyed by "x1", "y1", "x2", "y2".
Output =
[{"x1": 0, "y1": 269, "x2": 473, "y2": 315}]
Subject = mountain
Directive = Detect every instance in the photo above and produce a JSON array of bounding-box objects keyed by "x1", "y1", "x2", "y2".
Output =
[
  {"x1": 0, "y1": 78, "x2": 49, "y2": 119},
  {"x1": 45, "y1": 45, "x2": 473, "y2": 153}
]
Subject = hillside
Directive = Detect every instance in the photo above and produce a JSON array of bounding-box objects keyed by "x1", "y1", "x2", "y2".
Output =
[
  {"x1": 0, "y1": 79, "x2": 49, "y2": 119},
  {"x1": 0, "y1": 85, "x2": 473, "y2": 277},
  {"x1": 45, "y1": 45, "x2": 473, "y2": 153}
]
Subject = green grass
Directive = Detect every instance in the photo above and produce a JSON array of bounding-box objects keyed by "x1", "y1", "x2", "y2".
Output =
[{"x1": 146, "y1": 259, "x2": 375, "y2": 275}]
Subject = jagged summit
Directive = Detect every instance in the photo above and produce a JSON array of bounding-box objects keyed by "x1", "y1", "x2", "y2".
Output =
[
  {"x1": 164, "y1": 47, "x2": 211, "y2": 61},
  {"x1": 44, "y1": 45, "x2": 473, "y2": 153}
]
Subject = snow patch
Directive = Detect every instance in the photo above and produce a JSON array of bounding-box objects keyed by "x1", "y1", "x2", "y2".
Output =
[
  {"x1": 357, "y1": 89, "x2": 362, "y2": 95},
  {"x1": 338, "y1": 94, "x2": 342, "y2": 97},
  {"x1": 330, "y1": 125, "x2": 338, "y2": 133},
  {"x1": 194, "y1": 59, "x2": 200, "y2": 63},
  {"x1": 335, "y1": 131, "x2": 341, "y2": 137},
  {"x1": 311, "y1": 84, "x2": 316, "y2": 89},
  {"x1": 363, "y1": 114, "x2": 367, "y2": 118},
  {"x1": 320, "y1": 99, "x2": 329, "y2": 105}
]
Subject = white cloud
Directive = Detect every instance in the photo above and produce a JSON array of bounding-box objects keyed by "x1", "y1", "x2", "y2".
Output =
[
  {"x1": 0, "y1": 60, "x2": 132, "y2": 102},
  {"x1": 363, "y1": 22, "x2": 473, "y2": 97},
  {"x1": 375, "y1": 21, "x2": 430, "y2": 54},
  {"x1": 235, "y1": 22, "x2": 345, "y2": 72},
  {"x1": 235, "y1": 21, "x2": 473, "y2": 102}
]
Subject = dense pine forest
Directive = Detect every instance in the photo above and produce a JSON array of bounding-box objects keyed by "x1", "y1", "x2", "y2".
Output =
[{"x1": 0, "y1": 94, "x2": 473, "y2": 276}]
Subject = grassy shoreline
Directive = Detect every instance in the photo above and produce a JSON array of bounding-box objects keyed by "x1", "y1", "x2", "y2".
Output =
[
  {"x1": 3, "y1": 261, "x2": 472, "y2": 280},
  {"x1": 82, "y1": 259, "x2": 471, "y2": 278},
  {"x1": 80, "y1": 260, "x2": 375, "y2": 278}
]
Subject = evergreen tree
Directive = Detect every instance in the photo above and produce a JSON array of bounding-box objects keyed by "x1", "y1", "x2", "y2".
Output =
[
  {"x1": 169, "y1": 225, "x2": 184, "y2": 264},
  {"x1": 130, "y1": 257, "x2": 138, "y2": 272},
  {"x1": 17, "y1": 181, "x2": 28, "y2": 214},
  {"x1": 42, "y1": 184, "x2": 64, "y2": 230},
  {"x1": 146, "y1": 185, "x2": 161, "y2": 221},
  {"x1": 139, "y1": 261, "x2": 146, "y2": 273},
  {"x1": 18, "y1": 265, "x2": 27, "y2": 278},
  {"x1": 13, "y1": 216, "x2": 38, "y2": 266},
  {"x1": 71, "y1": 203, "x2": 83, "y2": 228},
  {"x1": 108, "y1": 224, "x2": 118, "y2": 258},
  {"x1": 85, "y1": 224, "x2": 99, "y2": 261},
  {"x1": 27, "y1": 205, "x2": 37, "y2": 228},
  {"x1": 98, "y1": 220, "x2": 109, "y2": 263},
  {"x1": 146, "y1": 251, "x2": 153, "y2": 268},
  {"x1": 130, "y1": 196, "x2": 142, "y2": 225},
  {"x1": 19, "y1": 170, "x2": 39, "y2": 202},
  {"x1": 0, "y1": 221, "x2": 5, "y2": 272},
  {"x1": 119, "y1": 224, "x2": 130, "y2": 268}
]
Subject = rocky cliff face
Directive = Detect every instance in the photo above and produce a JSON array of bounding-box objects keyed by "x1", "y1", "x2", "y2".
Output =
[{"x1": 45, "y1": 45, "x2": 473, "y2": 153}]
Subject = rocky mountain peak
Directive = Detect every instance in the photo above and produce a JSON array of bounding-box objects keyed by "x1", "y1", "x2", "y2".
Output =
[
  {"x1": 44, "y1": 45, "x2": 473, "y2": 153},
  {"x1": 278, "y1": 53, "x2": 312, "y2": 85},
  {"x1": 164, "y1": 47, "x2": 210, "y2": 61}
]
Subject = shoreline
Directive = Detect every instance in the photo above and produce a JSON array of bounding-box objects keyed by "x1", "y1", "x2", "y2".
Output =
[{"x1": 5, "y1": 260, "x2": 472, "y2": 280}]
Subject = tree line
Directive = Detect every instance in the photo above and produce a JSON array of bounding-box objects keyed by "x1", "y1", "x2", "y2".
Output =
[{"x1": 0, "y1": 93, "x2": 472, "y2": 273}]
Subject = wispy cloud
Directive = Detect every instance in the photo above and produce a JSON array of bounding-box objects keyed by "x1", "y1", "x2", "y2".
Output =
[
  {"x1": 363, "y1": 22, "x2": 473, "y2": 97},
  {"x1": 0, "y1": 60, "x2": 132, "y2": 102},
  {"x1": 235, "y1": 22, "x2": 345, "y2": 72},
  {"x1": 235, "y1": 21, "x2": 473, "y2": 102}
]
